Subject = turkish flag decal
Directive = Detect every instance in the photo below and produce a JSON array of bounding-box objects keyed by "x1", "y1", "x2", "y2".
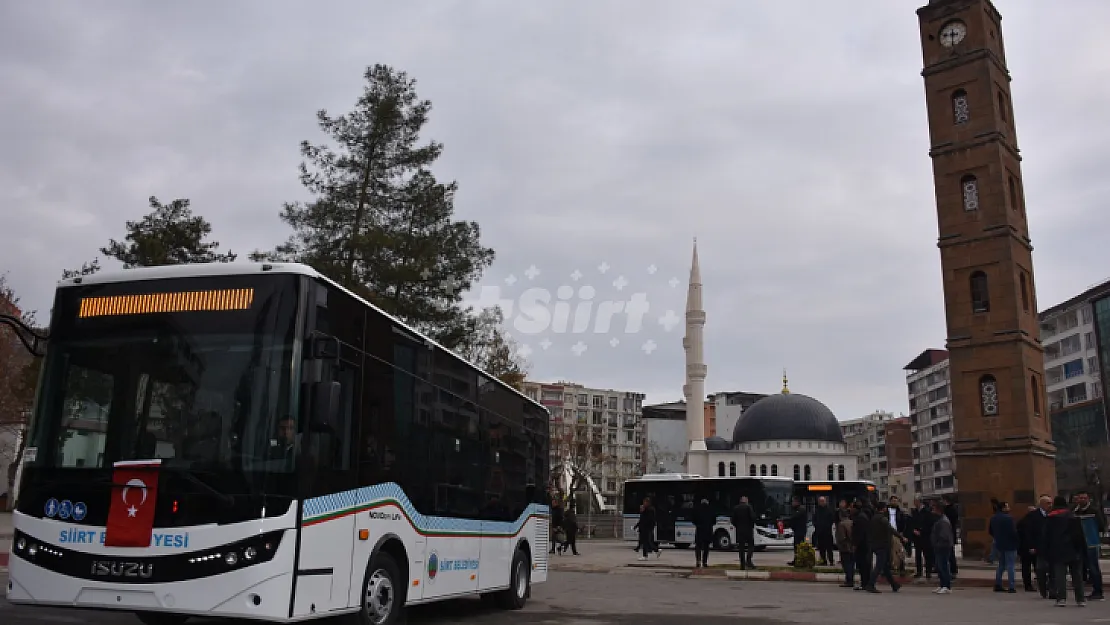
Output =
[{"x1": 105, "y1": 459, "x2": 162, "y2": 547}]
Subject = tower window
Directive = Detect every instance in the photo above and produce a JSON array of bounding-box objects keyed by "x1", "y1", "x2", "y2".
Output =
[
  {"x1": 749, "y1": 464, "x2": 756, "y2": 477},
  {"x1": 837, "y1": 465, "x2": 846, "y2": 481},
  {"x1": 980, "y1": 374, "x2": 999, "y2": 416},
  {"x1": 827, "y1": 464, "x2": 834, "y2": 480},
  {"x1": 803, "y1": 464, "x2": 812, "y2": 481},
  {"x1": 1031, "y1": 375, "x2": 1041, "y2": 415},
  {"x1": 771, "y1": 464, "x2": 778, "y2": 477},
  {"x1": 952, "y1": 89, "x2": 970, "y2": 124},
  {"x1": 997, "y1": 91, "x2": 1009, "y2": 124},
  {"x1": 793, "y1": 464, "x2": 800, "y2": 481},
  {"x1": 730, "y1": 462, "x2": 737, "y2": 477},
  {"x1": 961, "y1": 175, "x2": 980, "y2": 211},
  {"x1": 718, "y1": 461, "x2": 725, "y2": 477},
  {"x1": 1020, "y1": 272, "x2": 1030, "y2": 313},
  {"x1": 970, "y1": 271, "x2": 990, "y2": 313},
  {"x1": 759, "y1": 464, "x2": 767, "y2": 476}
]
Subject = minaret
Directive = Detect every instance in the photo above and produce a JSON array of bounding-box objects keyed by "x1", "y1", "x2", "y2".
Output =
[{"x1": 685, "y1": 239, "x2": 707, "y2": 473}]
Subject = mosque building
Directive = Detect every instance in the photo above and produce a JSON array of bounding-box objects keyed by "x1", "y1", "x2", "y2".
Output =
[{"x1": 680, "y1": 241, "x2": 859, "y2": 481}]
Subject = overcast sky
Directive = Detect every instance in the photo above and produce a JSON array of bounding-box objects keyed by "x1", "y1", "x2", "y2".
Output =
[{"x1": 2, "y1": 1, "x2": 1109, "y2": 421}]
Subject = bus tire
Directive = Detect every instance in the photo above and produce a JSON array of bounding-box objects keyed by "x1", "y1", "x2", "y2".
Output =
[
  {"x1": 713, "y1": 530, "x2": 731, "y2": 551},
  {"x1": 356, "y1": 551, "x2": 404, "y2": 625},
  {"x1": 495, "y1": 548, "x2": 530, "y2": 610},
  {"x1": 674, "y1": 542, "x2": 690, "y2": 549},
  {"x1": 135, "y1": 613, "x2": 188, "y2": 625},
  {"x1": 753, "y1": 545, "x2": 767, "y2": 552}
]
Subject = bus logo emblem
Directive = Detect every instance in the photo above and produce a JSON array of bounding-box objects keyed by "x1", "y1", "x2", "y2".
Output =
[{"x1": 427, "y1": 552, "x2": 438, "y2": 581}]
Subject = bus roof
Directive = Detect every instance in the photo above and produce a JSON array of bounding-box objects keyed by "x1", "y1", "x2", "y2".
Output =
[
  {"x1": 58, "y1": 261, "x2": 547, "y2": 412},
  {"x1": 626, "y1": 474, "x2": 793, "y2": 483}
]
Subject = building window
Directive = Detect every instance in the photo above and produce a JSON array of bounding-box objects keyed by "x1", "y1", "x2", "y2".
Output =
[
  {"x1": 980, "y1": 374, "x2": 999, "y2": 416},
  {"x1": 1020, "y1": 272, "x2": 1030, "y2": 313},
  {"x1": 748, "y1": 464, "x2": 756, "y2": 476},
  {"x1": 718, "y1": 462, "x2": 725, "y2": 477},
  {"x1": 1031, "y1": 375, "x2": 1041, "y2": 416},
  {"x1": 771, "y1": 465, "x2": 778, "y2": 476},
  {"x1": 953, "y1": 89, "x2": 970, "y2": 124},
  {"x1": 760, "y1": 464, "x2": 768, "y2": 476},
  {"x1": 827, "y1": 464, "x2": 834, "y2": 480},
  {"x1": 961, "y1": 175, "x2": 979, "y2": 211},
  {"x1": 970, "y1": 271, "x2": 990, "y2": 313},
  {"x1": 837, "y1": 465, "x2": 846, "y2": 481},
  {"x1": 804, "y1": 465, "x2": 812, "y2": 481},
  {"x1": 793, "y1": 464, "x2": 800, "y2": 481},
  {"x1": 730, "y1": 462, "x2": 737, "y2": 477}
]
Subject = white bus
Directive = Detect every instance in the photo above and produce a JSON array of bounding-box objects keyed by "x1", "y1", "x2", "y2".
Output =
[
  {"x1": 622, "y1": 474, "x2": 795, "y2": 551},
  {"x1": 7, "y1": 262, "x2": 550, "y2": 625}
]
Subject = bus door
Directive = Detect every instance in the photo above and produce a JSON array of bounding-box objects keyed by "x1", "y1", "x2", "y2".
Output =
[{"x1": 655, "y1": 489, "x2": 678, "y2": 543}]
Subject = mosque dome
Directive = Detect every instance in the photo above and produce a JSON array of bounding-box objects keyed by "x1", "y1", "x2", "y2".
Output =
[
  {"x1": 704, "y1": 436, "x2": 732, "y2": 451},
  {"x1": 731, "y1": 391, "x2": 845, "y2": 446}
]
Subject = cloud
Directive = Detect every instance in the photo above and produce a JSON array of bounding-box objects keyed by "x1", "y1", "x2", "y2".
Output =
[{"x1": 2, "y1": 0, "x2": 1109, "y2": 421}]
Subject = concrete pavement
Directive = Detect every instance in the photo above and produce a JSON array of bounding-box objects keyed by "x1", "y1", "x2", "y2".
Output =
[{"x1": 2, "y1": 570, "x2": 1104, "y2": 624}]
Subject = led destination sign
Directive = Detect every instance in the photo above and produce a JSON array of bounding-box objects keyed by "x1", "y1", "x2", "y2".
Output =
[{"x1": 78, "y1": 289, "x2": 255, "y2": 318}]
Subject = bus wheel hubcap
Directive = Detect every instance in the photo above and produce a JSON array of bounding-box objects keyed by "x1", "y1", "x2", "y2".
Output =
[
  {"x1": 366, "y1": 570, "x2": 393, "y2": 623},
  {"x1": 516, "y1": 562, "x2": 527, "y2": 597}
]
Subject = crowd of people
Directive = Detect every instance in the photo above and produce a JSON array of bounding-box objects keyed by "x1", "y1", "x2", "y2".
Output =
[{"x1": 799, "y1": 490, "x2": 1105, "y2": 607}]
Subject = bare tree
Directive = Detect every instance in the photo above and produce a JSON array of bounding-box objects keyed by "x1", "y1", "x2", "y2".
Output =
[
  {"x1": 644, "y1": 439, "x2": 683, "y2": 475},
  {"x1": 549, "y1": 418, "x2": 610, "y2": 511}
]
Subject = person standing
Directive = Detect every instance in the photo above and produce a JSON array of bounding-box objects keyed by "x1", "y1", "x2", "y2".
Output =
[
  {"x1": 731, "y1": 495, "x2": 756, "y2": 569},
  {"x1": 865, "y1": 501, "x2": 903, "y2": 593},
  {"x1": 1017, "y1": 504, "x2": 1043, "y2": 592},
  {"x1": 786, "y1": 497, "x2": 808, "y2": 567},
  {"x1": 910, "y1": 496, "x2": 936, "y2": 580},
  {"x1": 634, "y1": 497, "x2": 660, "y2": 561},
  {"x1": 943, "y1": 495, "x2": 960, "y2": 577},
  {"x1": 1073, "y1": 490, "x2": 1106, "y2": 601},
  {"x1": 836, "y1": 508, "x2": 855, "y2": 588},
  {"x1": 851, "y1": 502, "x2": 872, "y2": 590},
  {"x1": 550, "y1": 498, "x2": 564, "y2": 554},
  {"x1": 560, "y1": 503, "x2": 579, "y2": 556},
  {"x1": 931, "y1": 500, "x2": 954, "y2": 594},
  {"x1": 989, "y1": 501, "x2": 1019, "y2": 593},
  {"x1": 692, "y1": 498, "x2": 715, "y2": 568},
  {"x1": 1045, "y1": 495, "x2": 1086, "y2": 607},
  {"x1": 813, "y1": 496, "x2": 836, "y2": 567}
]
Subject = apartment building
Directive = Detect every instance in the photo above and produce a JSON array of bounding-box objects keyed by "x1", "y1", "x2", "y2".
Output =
[
  {"x1": 1039, "y1": 279, "x2": 1110, "y2": 494},
  {"x1": 839, "y1": 410, "x2": 901, "y2": 497},
  {"x1": 904, "y1": 349, "x2": 957, "y2": 500},
  {"x1": 523, "y1": 380, "x2": 645, "y2": 509}
]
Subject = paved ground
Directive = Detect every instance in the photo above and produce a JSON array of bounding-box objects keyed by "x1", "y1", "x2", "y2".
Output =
[{"x1": 1, "y1": 570, "x2": 1104, "y2": 624}]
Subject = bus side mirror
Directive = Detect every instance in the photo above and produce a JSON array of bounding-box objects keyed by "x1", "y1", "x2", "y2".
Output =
[
  {"x1": 311, "y1": 334, "x2": 340, "y2": 361},
  {"x1": 312, "y1": 380, "x2": 341, "y2": 429}
]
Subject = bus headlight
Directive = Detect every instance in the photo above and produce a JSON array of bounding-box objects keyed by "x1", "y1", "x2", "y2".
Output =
[
  {"x1": 16, "y1": 537, "x2": 26, "y2": 551},
  {"x1": 224, "y1": 552, "x2": 239, "y2": 566},
  {"x1": 243, "y1": 547, "x2": 257, "y2": 561}
]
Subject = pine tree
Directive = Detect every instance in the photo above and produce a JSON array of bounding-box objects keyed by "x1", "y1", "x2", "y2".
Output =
[
  {"x1": 255, "y1": 64, "x2": 494, "y2": 350},
  {"x1": 458, "y1": 307, "x2": 529, "y2": 390},
  {"x1": 102, "y1": 196, "x2": 236, "y2": 268}
]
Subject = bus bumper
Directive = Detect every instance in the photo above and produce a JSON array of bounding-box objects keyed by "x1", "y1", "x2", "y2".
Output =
[{"x1": 6, "y1": 542, "x2": 297, "y2": 621}]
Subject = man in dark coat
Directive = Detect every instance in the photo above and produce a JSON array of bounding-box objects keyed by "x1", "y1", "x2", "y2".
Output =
[
  {"x1": 692, "y1": 498, "x2": 715, "y2": 568},
  {"x1": 786, "y1": 497, "x2": 808, "y2": 567},
  {"x1": 633, "y1": 497, "x2": 659, "y2": 560},
  {"x1": 1045, "y1": 495, "x2": 1087, "y2": 606},
  {"x1": 910, "y1": 496, "x2": 936, "y2": 579},
  {"x1": 1017, "y1": 503, "x2": 1045, "y2": 592},
  {"x1": 812, "y1": 496, "x2": 836, "y2": 566},
  {"x1": 865, "y1": 500, "x2": 904, "y2": 593},
  {"x1": 730, "y1": 495, "x2": 756, "y2": 569},
  {"x1": 851, "y1": 501, "x2": 872, "y2": 590},
  {"x1": 550, "y1": 498, "x2": 564, "y2": 554}
]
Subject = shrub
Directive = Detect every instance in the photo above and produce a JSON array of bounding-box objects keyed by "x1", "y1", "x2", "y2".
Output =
[{"x1": 793, "y1": 541, "x2": 817, "y2": 569}]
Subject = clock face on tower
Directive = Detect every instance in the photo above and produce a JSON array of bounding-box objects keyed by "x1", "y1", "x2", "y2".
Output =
[{"x1": 939, "y1": 20, "x2": 967, "y2": 47}]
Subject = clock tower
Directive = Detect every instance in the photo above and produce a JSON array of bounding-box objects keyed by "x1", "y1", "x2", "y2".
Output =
[{"x1": 916, "y1": 0, "x2": 1056, "y2": 558}]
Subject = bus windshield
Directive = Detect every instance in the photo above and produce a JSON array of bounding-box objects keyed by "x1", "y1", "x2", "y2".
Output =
[{"x1": 26, "y1": 274, "x2": 301, "y2": 501}]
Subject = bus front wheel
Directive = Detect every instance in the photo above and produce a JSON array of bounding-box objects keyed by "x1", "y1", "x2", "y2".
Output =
[
  {"x1": 358, "y1": 551, "x2": 403, "y2": 625},
  {"x1": 713, "y1": 530, "x2": 732, "y2": 551},
  {"x1": 495, "y1": 548, "x2": 530, "y2": 610}
]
